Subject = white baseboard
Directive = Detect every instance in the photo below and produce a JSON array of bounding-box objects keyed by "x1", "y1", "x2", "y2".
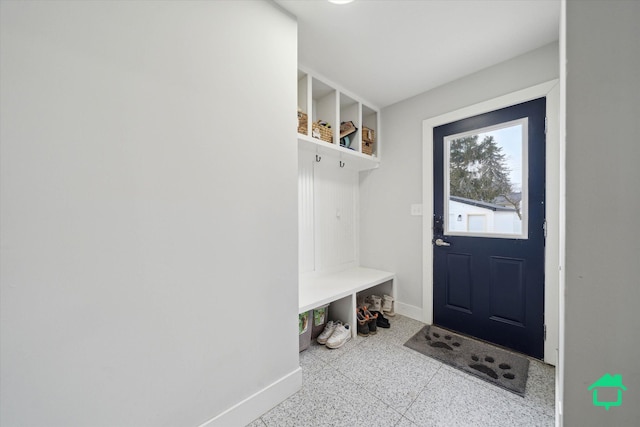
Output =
[
  {"x1": 198, "y1": 367, "x2": 302, "y2": 427},
  {"x1": 395, "y1": 301, "x2": 424, "y2": 323}
]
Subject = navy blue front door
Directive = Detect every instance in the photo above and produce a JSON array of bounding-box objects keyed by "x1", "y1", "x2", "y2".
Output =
[{"x1": 433, "y1": 98, "x2": 546, "y2": 359}]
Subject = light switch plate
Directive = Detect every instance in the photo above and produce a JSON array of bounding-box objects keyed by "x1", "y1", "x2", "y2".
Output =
[{"x1": 411, "y1": 204, "x2": 423, "y2": 216}]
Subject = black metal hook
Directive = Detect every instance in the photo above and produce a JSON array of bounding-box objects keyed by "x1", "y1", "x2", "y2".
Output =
[
  {"x1": 339, "y1": 161, "x2": 345, "y2": 168},
  {"x1": 315, "y1": 155, "x2": 321, "y2": 162}
]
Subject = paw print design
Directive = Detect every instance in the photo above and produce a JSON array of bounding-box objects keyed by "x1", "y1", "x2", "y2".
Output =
[
  {"x1": 468, "y1": 354, "x2": 515, "y2": 380},
  {"x1": 424, "y1": 330, "x2": 461, "y2": 351}
]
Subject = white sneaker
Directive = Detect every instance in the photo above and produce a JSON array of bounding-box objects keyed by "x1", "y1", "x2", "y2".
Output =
[
  {"x1": 382, "y1": 294, "x2": 395, "y2": 316},
  {"x1": 317, "y1": 320, "x2": 339, "y2": 345},
  {"x1": 325, "y1": 323, "x2": 352, "y2": 349}
]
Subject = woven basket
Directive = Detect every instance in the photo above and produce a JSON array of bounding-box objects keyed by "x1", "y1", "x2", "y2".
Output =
[
  {"x1": 362, "y1": 140, "x2": 374, "y2": 155},
  {"x1": 311, "y1": 121, "x2": 333, "y2": 144},
  {"x1": 297, "y1": 111, "x2": 308, "y2": 135},
  {"x1": 362, "y1": 126, "x2": 375, "y2": 155},
  {"x1": 362, "y1": 127, "x2": 375, "y2": 143}
]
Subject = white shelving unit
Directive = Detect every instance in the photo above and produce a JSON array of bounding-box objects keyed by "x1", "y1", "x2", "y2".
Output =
[
  {"x1": 297, "y1": 67, "x2": 393, "y2": 340},
  {"x1": 297, "y1": 68, "x2": 380, "y2": 172}
]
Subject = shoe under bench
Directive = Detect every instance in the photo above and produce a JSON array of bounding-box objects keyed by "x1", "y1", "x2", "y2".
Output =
[{"x1": 299, "y1": 267, "x2": 396, "y2": 338}]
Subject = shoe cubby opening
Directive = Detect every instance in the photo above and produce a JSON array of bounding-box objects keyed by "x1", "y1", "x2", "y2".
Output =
[{"x1": 356, "y1": 280, "x2": 394, "y2": 309}]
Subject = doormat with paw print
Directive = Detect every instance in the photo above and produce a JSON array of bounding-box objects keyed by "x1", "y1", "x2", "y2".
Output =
[{"x1": 404, "y1": 325, "x2": 529, "y2": 396}]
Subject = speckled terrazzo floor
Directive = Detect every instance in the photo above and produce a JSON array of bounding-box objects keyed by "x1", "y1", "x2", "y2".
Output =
[{"x1": 247, "y1": 315, "x2": 555, "y2": 427}]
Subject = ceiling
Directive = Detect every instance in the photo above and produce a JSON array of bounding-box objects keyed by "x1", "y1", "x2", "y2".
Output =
[{"x1": 275, "y1": 0, "x2": 560, "y2": 108}]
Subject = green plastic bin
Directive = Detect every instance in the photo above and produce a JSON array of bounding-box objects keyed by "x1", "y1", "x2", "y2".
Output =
[
  {"x1": 311, "y1": 303, "x2": 330, "y2": 339},
  {"x1": 299, "y1": 310, "x2": 312, "y2": 352}
]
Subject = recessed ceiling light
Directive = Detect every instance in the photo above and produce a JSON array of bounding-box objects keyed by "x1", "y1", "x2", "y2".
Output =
[{"x1": 328, "y1": 0, "x2": 355, "y2": 4}]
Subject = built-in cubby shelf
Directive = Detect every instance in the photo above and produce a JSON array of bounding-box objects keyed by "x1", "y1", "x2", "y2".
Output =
[
  {"x1": 297, "y1": 67, "x2": 392, "y2": 340},
  {"x1": 299, "y1": 267, "x2": 396, "y2": 339},
  {"x1": 297, "y1": 68, "x2": 380, "y2": 171}
]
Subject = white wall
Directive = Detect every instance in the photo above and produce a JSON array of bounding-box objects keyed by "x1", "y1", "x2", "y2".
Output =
[
  {"x1": 564, "y1": 1, "x2": 640, "y2": 425},
  {"x1": 313, "y1": 158, "x2": 359, "y2": 273},
  {"x1": 299, "y1": 151, "x2": 316, "y2": 273},
  {"x1": 360, "y1": 42, "x2": 559, "y2": 313},
  {"x1": 0, "y1": 1, "x2": 299, "y2": 426},
  {"x1": 299, "y1": 150, "x2": 359, "y2": 276}
]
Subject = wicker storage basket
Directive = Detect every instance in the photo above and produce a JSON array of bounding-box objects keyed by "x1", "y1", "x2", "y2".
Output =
[
  {"x1": 362, "y1": 127, "x2": 375, "y2": 143},
  {"x1": 297, "y1": 111, "x2": 308, "y2": 135},
  {"x1": 362, "y1": 140, "x2": 374, "y2": 155},
  {"x1": 311, "y1": 121, "x2": 333, "y2": 144},
  {"x1": 362, "y1": 127, "x2": 375, "y2": 155}
]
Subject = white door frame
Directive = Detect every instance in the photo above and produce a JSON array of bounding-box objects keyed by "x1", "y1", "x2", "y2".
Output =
[{"x1": 422, "y1": 80, "x2": 560, "y2": 365}]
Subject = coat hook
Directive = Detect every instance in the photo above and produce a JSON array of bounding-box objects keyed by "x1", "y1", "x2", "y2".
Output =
[
  {"x1": 339, "y1": 161, "x2": 345, "y2": 168},
  {"x1": 316, "y1": 155, "x2": 321, "y2": 162}
]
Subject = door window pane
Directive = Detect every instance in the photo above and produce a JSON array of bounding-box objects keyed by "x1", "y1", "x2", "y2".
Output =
[
  {"x1": 444, "y1": 118, "x2": 528, "y2": 238},
  {"x1": 467, "y1": 214, "x2": 487, "y2": 233}
]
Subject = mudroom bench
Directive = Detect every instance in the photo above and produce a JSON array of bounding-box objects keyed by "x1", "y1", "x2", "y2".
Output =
[{"x1": 299, "y1": 267, "x2": 396, "y2": 338}]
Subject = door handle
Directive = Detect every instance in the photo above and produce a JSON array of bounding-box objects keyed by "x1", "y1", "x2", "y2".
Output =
[{"x1": 434, "y1": 238, "x2": 451, "y2": 247}]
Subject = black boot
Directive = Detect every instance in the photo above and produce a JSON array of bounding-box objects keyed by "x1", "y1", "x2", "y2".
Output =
[{"x1": 372, "y1": 311, "x2": 390, "y2": 328}]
